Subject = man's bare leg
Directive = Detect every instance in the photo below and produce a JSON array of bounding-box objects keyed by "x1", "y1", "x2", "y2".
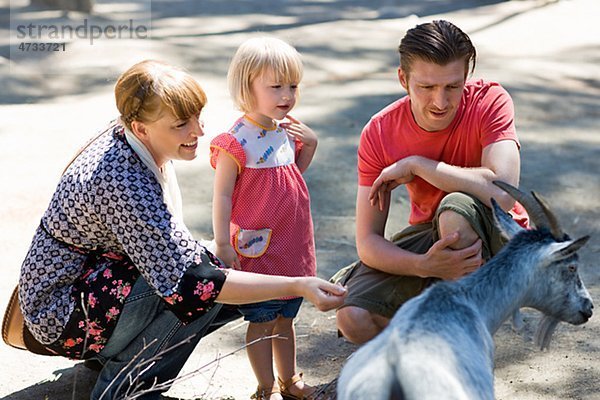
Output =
[
  {"x1": 438, "y1": 210, "x2": 479, "y2": 250},
  {"x1": 438, "y1": 209, "x2": 480, "y2": 250},
  {"x1": 336, "y1": 306, "x2": 390, "y2": 344},
  {"x1": 337, "y1": 210, "x2": 481, "y2": 345}
]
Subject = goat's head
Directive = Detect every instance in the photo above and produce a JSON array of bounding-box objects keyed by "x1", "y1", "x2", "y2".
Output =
[{"x1": 491, "y1": 181, "x2": 593, "y2": 346}]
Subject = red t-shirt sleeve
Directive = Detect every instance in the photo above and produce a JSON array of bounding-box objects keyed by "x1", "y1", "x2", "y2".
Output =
[
  {"x1": 478, "y1": 84, "x2": 528, "y2": 226},
  {"x1": 479, "y1": 84, "x2": 520, "y2": 149},
  {"x1": 357, "y1": 117, "x2": 389, "y2": 187}
]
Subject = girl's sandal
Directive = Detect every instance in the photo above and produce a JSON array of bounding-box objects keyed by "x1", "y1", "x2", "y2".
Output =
[
  {"x1": 278, "y1": 373, "x2": 316, "y2": 400},
  {"x1": 251, "y1": 385, "x2": 281, "y2": 400}
]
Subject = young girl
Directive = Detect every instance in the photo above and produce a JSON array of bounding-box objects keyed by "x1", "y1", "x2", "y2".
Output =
[{"x1": 210, "y1": 37, "x2": 318, "y2": 400}]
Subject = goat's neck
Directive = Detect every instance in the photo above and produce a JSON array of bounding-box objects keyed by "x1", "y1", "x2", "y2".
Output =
[{"x1": 461, "y1": 248, "x2": 536, "y2": 334}]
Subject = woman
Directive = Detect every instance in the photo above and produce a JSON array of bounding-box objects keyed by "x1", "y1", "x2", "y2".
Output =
[{"x1": 18, "y1": 60, "x2": 345, "y2": 400}]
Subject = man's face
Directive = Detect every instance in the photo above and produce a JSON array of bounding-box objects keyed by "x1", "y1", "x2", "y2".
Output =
[{"x1": 399, "y1": 58, "x2": 467, "y2": 132}]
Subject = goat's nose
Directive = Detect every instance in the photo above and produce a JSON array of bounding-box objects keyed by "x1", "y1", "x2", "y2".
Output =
[{"x1": 581, "y1": 298, "x2": 593, "y2": 320}]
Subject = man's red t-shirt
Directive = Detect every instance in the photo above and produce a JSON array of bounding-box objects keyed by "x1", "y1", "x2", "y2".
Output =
[{"x1": 358, "y1": 79, "x2": 528, "y2": 226}]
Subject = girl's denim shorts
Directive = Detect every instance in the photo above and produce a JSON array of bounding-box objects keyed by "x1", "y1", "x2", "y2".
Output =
[{"x1": 238, "y1": 297, "x2": 304, "y2": 323}]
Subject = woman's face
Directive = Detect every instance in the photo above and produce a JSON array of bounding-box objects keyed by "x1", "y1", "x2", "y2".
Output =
[{"x1": 133, "y1": 111, "x2": 204, "y2": 168}]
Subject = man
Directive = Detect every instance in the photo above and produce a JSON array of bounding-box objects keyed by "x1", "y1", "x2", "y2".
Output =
[{"x1": 334, "y1": 20, "x2": 528, "y2": 344}]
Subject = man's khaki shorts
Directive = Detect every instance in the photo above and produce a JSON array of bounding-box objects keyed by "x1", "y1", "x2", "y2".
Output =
[{"x1": 330, "y1": 192, "x2": 506, "y2": 318}]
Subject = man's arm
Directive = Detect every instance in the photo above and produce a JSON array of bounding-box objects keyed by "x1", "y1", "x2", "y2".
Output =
[
  {"x1": 369, "y1": 140, "x2": 520, "y2": 212},
  {"x1": 356, "y1": 185, "x2": 482, "y2": 279},
  {"x1": 410, "y1": 140, "x2": 520, "y2": 210}
]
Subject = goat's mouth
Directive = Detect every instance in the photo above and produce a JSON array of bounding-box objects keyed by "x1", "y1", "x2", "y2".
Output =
[
  {"x1": 576, "y1": 309, "x2": 592, "y2": 324},
  {"x1": 574, "y1": 299, "x2": 593, "y2": 324},
  {"x1": 561, "y1": 309, "x2": 592, "y2": 325}
]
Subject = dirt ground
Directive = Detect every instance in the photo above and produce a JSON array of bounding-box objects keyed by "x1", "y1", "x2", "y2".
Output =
[{"x1": 0, "y1": 0, "x2": 599, "y2": 399}]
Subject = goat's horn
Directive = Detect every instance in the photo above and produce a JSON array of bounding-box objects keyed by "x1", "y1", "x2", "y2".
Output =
[
  {"x1": 492, "y1": 181, "x2": 557, "y2": 237},
  {"x1": 531, "y1": 191, "x2": 565, "y2": 240}
]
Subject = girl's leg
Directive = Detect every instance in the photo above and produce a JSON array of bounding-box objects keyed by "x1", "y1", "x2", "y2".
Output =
[
  {"x1": 90, "y1": 277, "x2": 222, "y2": 400},
  {"x1": 246, "y1": 320, "x2": 282, "y2": 400},
  {"x1": 272, "y1": 317, "x2": 315, "y2": 398}
]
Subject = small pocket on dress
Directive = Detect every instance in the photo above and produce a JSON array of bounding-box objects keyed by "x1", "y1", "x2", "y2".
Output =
[{"x1": 234, "y1": 228, "x2": 272, "y2": 258}]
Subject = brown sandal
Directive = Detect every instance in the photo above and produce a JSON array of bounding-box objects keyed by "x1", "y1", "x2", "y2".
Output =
[
  {"x1": 251, "y1": 385, "x2": 280, "y2": 400},
  {"x1": 278, "y1": 373, "x2": 316, "y2": 400}
]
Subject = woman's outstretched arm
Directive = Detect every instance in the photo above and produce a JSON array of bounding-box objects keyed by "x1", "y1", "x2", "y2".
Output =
[{"x1": 217, "y1": 269, "x2": 346, "y2": 311}]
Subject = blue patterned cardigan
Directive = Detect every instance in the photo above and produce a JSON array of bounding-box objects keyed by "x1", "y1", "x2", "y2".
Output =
[{"x1": 19, "y1": 122, "x2": 226, "y2": 358}]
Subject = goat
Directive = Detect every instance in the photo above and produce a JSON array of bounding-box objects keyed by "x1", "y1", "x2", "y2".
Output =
[{"x1": 337, "y1": 181, "x2": 593, "y2": 400}]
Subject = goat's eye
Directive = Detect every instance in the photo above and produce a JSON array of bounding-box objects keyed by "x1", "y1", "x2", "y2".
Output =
[{"x1": 568, "y1": 264, "x2": 577, "y2": 273}]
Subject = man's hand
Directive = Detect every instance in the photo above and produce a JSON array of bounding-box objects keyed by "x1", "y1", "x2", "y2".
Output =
[
  {"x1": 369, "y1": 157, "x2": 418, "y2": 211},
  {"x1": 419, "y1": 232, "x2": 483, "y2": 280}
]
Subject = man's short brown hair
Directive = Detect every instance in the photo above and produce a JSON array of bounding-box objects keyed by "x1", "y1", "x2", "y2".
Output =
[{"x1": 398, "y1": 20, "x2": 476, "y2": 78}]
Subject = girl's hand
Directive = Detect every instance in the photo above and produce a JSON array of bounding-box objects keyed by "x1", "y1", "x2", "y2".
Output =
[
  {"x1": 300, "y1": 277, "x2": 347, "y2": 311},
  {"x1": 369, "y1": 157, "x2": 417, "y2": 211},
  {"x1": 281, "y1": 115, "x2": 318, "y2": 148},
  {"x1": 215, "y1": 243, "x2": 241, "y2": 270}
]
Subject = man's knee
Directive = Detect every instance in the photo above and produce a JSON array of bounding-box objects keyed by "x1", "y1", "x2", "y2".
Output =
[
  {"x1": 436, "y1": 192, "x2": 485, "y2": 250},
  {"x1": 336, "y1": 306, "x2": 388, "y2": 345},
  {"x1": 438, "y1": 209, "x2": 479, "y2": 249}
]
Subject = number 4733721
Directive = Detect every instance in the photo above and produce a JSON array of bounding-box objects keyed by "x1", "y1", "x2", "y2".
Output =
[{"x1": 18, "y1": 42, "x2": 66, "y2": 52}]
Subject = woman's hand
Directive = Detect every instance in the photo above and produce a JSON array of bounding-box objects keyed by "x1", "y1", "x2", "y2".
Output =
[
  {"x1": 215, "y1": 243, "x2": 241, "y2": 270},
  {"x1": 299, "y1": 277, "x2": 347, "y2": 311},
  {"x1": 217, "y1": 271, "x2": 346, "y2": 308},
  {"x1": 369, "y1": 157, "x2": 418, "y2": 211}
]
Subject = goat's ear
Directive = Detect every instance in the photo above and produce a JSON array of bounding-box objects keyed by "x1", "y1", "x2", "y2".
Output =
[
  {"x1": 547, "y1": 235, "x2": 590, "y2": 262},
  {"x1": 491, "y1": 197, "x2": 523, "y2": 240}
]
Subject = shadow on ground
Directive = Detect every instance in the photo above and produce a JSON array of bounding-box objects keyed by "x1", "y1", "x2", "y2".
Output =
[{"x1": 0, "y1": 363, "x2": 97, "y2": 400}]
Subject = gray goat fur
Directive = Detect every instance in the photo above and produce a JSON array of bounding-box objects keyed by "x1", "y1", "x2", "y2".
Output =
[{"x1": 337, "y1": 181, "x2": 593, "y2": 400}]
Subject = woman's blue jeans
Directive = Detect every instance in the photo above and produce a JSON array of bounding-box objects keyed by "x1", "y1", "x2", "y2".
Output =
[{"x1": 90, "y1": 276, "x2": 230, "y2": 400}]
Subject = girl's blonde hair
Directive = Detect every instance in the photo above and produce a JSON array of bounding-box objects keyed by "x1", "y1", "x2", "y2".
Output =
[
  {"x1": 115, "y1": 60, "x2": 207, "y2": 130},
  {"x1": 228, "y1": 37, "x2": 303, "y2": 113}
]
